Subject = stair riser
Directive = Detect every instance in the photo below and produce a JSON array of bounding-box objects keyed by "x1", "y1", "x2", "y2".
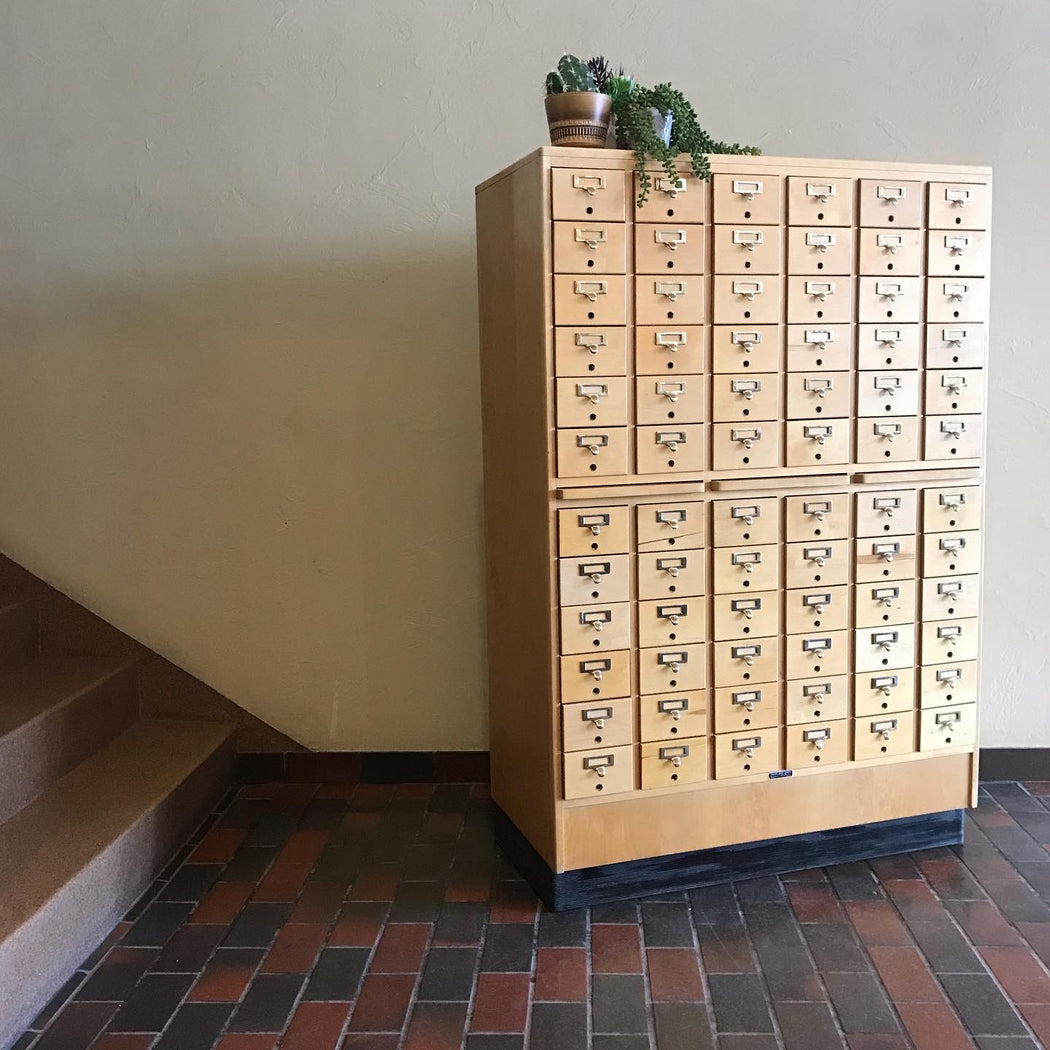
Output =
[{"x1": 0, "y1": 602, "x2": 38, "y2": 673}]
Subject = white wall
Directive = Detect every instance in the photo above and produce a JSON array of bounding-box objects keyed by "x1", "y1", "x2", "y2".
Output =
[{"x1": 0, "y1": 0, "x2": 1043, "y2": 748}]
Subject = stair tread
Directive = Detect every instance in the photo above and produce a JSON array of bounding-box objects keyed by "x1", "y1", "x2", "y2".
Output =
[
  {"x1": 0, "y1": 718, "x2": 234, "y2": 936},
  {"x1": 0, "y1": 652, "x2": 138, "y2": 738}
]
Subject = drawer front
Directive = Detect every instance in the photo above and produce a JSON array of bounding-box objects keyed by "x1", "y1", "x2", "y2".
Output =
[
  {"x1": 634, "y1": 223, "x2": 707, "y2": 274},
  {"x1": 553, "y1": 275, "x2": 628, "y2": 326},
  {"x1": 786, "y1": 324, "x2": 853, "y2": 372},
  {"x1": 713, "y1": 275, "x2": 782, "y2": 325},
  {"x1": 926, "y1": 278, "x2": 987, "y2": 323},
  {"x1": 926, "y1": 323, "x2": 986, "y2": 369},
  {"x1": 854, "y1": 667, "x2": 917, "y2": 717},
  {"x1": 855, "y1": 489, "x2": 918, "y2": 538},
  {"x1": 560, "y1": 602, "x2": 632, "y2": 655},
  {"x1": 555, "y1": 377, "x2": 629, "y2": 428},
  {"x1": 927, "y1": 229, "x2": 990, "y2": 277},
  {"x1": 785, "y1": 630, "x2": 849, "y2": 679},
  {"x1": 553, "y1": 220, "x2": 628, "y2": 274},
  {"x1": 857, "y1": 370, "x2": 921, "y2": 417},
  {"x1": 921, "y1": 617, "x2": 979, "y2": 665},
  {"x1": 712, "y1": 589, "x2": 780, "y2": 641},
  {"x1": 715, "y1": 727, "x2": 783, "y2": 778},
  {"x1": 858, "y1": 324, "x2": 922, "y2": 370},
  {"x1": 857, "y1": 228, "x2": 923, "y2": 275},
  {"x1": 558, "y1": 506, "x2": 630, "y2": 557},
  {"x1": 563, "y1": 744, "x2": 634, "y2": 800},
  {"x1": 785, "y1": 418, "x2": 851, "y2": 467},
  {"x1": 635, "y1": 275, "x2": 706, "y2": 327},
  {"x1": 551, "y1": 168, "x2": 628, "y2": 221},
  {"x1": 712, "y1": 325, "x2": 781, "y2": 373},
  {"x1": 855, "y1": 534, "x2": 918, "y2": 583},
  {"x1": 919, "y1": 703, "x2": 977, "y2": 751},
  {"x1": 641, "y1": 736, "x2": 709, "y2": 789},
  {"x1": 919, "y1": 660, "x2": 978, "y2": 708},
  {"x1": 854, "y1": 578, "x2": 918, "y2": 629},
  {"x1": 786, "y1": 719, "x2": 849, "y2": 768},
  {"x1": 559, "y1": 553, "x2": 631, "y2": 606},
  {"x1": 714, "y1": 682, "x2": 781, "y2": 733},
  {"x1": 855, "y1": 416, "x2": 921, "y2": 465},
  {"x1": 562, "y1": 697, "x2": 634, "y2": 752},
  {"x1": 786, "y1": 226, "x2": 854, "y2": 275},
  {"x1": 637, "y1": 501, "x2": 706, "y2": 552},
  {"x1": 786, "y1": 276, "x2": 853, "y2": 325},
  {"x1": 560, "y1": 649, "x2": 632, "y2": 703},
  {"x1": 712, "y1": 497, "x2": 779, "y2": 547},
  {"x1": 636, "y1": 424, "x2": 706, "y2": 474},
  {"x1": 924, "y1": 369, "x2": 983, "y2": 415},
  {"x1": 859, "y1": 178, "x2": 923, "y2": 228},
  {"x1": 635, "y1": 171, "x2": 707, "y2": 222},
  {"x1": 924, "y1": 414, "x2": 983, "y2": 460},
  {"x1": 640, "y1": 690, "x2": 708, "y2": 742},
  {"x1": 923, "y1": 530, "x2": 981, "y2": 576},
  {"x1": 638, "y1": 597, "x2": 707, "y2": 648},
  {"x1": 640, "y1": 643, "x2": 708, "y2": 694},
  {"x1": 787, "y1": 176, "x2": 854, "y2": 226},
  {"x1": 927, "y1": 181, "x2": 990, "y2": 230},
  {"x1": 711, "y1": 421, "x2": 781, "y2": 471},
  {"x1": 785, "y1": 370, "x2": 851, "y2": 418},
  {"x1": 785, "y1": 585, "x2": 849, "y2": 633},
  {"x1": 922, "y1": 486, "x2": 981, "y2": 532},
  {"x1": 713, "y1": 636, "x2": 780, "y2": 688},
  {"x1": 854, "y1": 623, "x2": 917, "y2": 673},
  {"x1": 785, "y1": 492, "x2": 849, "y2": 542},
  {"x1": 556, "y1": 427, "x2": 629, "y2": 478},
  {"x1": 921, "y1": 574, "x2": 980, "y2": 621},
  {"x1": 713, "y1": 174, "x2": 783, "y2": 225},
  {"x1": 635, "y1": 325, "x2": 705, "y2": 375},
  {"x1": 785, "y1": 676, "x2": 849, "y2": 725},
  {"x1": 855, "y1": 711, "x2": 916, "y2": 761},
  {"x1": 784, "y1": 538, "x2": 849, "y2": 588},
  {"x1": 638, "y1": 550, "x2": 706, "y2": 600},
  {"x1": 713, "y1": 543, "x2": 781, "y2": 593},
  {"x1": 858, "y1": 276, "x2": 922, "y2": 324},
  {"x1": 635, "y1": 376, "x2": 705, "y2": 426},
  {"x1": 554, "y1": 326, "x2": 629, "y2": 378},
  {"x1": 713, "y1": 224, "x2": 782, "y2": 274},
  {"x1": 712, "y1": 372, "x2": 781, "y2": 422}
]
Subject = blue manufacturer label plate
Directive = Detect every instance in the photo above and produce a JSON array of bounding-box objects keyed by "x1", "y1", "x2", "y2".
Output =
[{"x1": 769, "y1": 770, "x2": 793, "y2": 780}]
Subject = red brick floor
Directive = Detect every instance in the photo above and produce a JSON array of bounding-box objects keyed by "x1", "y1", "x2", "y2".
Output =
[{"x1": 13, "y1": 780, "x2": 1050, "y2": 1049}]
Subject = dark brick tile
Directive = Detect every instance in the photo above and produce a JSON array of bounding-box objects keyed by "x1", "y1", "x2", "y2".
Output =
[
  {"x1": 260, "y1": 923, "x2": 327, "y2": 973},
  {"x1": 1016, "y1": 861, "x2": 1050, "y2": 899},
  {"x1": 389, "y1": 881, "x2": 445, "y2": 922},
  {"x1": 844, "y1": 1037, "x2": 910, "y2": 1050},
  {"x1": 253, "y1": 861, "x2": 311, "y2": 902},
  {"x1": 346, "y1": 973, "x2": 415, "y2": 1032},
  {"x1": 419, "y1": 946, "x2": 480, "y2": 1001},
  {"x1": 9, "y1": 1034, "x2": 36, "y2": 1050},
  {"x1": 803, "y1": 923, "x2": 870, "y2": 973},
  {"x1": 228, "y1": 972, "x2": 306, "y2": 1033},
  {"x1": 1019, "y1": 1004, "x2": 1050, "y2": 1047},
  {"x1": 465, "y1": 1036, "x2": 525, "y2": 1050},
  {"x1": 81, "y1": 923, "x2": 130, "y2": 970},
  {"x1": 188, "y1": 947, "x2": 263, "y2": 1002},
  {"x1": 653, "y1": 1002, "x2": 715, "y2": 1050},
  {"x1": 882, "y1": 879, "x2": 946, "y2": 921},
  {"x1": 153, "y1": 1002, "x2": 233, "y2": 1050},
  {"x1": 31, "y1": 1002, "x2": 116, "y2": 1050},
  {"x1": 734, "y1": 877, "x2": 784, "y2": 902},
  {"x1": 329, "y1": 902, "x2": 388, "y2": 947},
  {"x1": 537, "y1": 908, "x2": 587, "y2": 947},
  {"x1": 30, "y1": 971, "x2": 87, "y2": 1027},
  {"x1": 190, "y1": 881, "x2": 254, "y2": 924},
  {"x1": 592, "y1": 973, "x2": 649, "y2": 1034},
  {"x1": 302, "y1": 947, "x2": 370, "y2": 1001},
  {"x1": 939, "y1": 973, "x2": 1027, "y2": 1036},
  {"x1": 867, "y1": 945, "x2": 944, "y2": 1003},
  {"x1": 289, "y1": 881, "x2": 346, "y2": 925},
  {"x1": 122, "y1": 901, "x2": 195, "y2": 947},
  {"x1": 191, "y1": 828, "x2": 247, "y2": 863},
  {"x1": 986, "y1": 783, "x2": 1047, "y2": 814},
  {"x1": 896, "y1": 998, "x2": 974, "y2": 1049},
  {"x1": 75, "y1": 948, "x2": 157, "y2": 1002},
  {"x1": 979, "y1": 945, "x2": 1050, "y2": 1003},
  {"x1": 434, "y1": 902, "x2": 490, "y2": 945},
  {"x1": 647, "y1": 948, "x2": 704, "y2": 1001},
  {"x1": 593, "y1": 923, "x2": 643, "y2": 973},
  {"x1": 158, "y1": 864, "x2": 223, "y2": 903},
  {"x1": 955, "y1": 843, "x2": 1018, "y2": 882},
  {"x1": 775, "y1": 1001, "x2": 843, "y2": 1050},
  {"x1": 222, "y1": 903, "x2": 292, "y2": 947},
  {"x1": 918, "y1": 858, "x2": 986, "y2": 900},
  {"x1": 742, "y1": 902, "x2": 822, "y2": 1001},
  {"x1": 480, "y1": 922, "x2": 535, "y2": 972},
  {"x1": 786, "y1": 883, "x2": 844, "y2": 923},
  {"x1": 907, "y1": 919, "x2": 985, "y2": 973},
  {"x1": 845, "y1": 901, "x2": 912, "y2": 946},
  {"x1": 109, "y1": 973, "x2": 195, "y2": 1032},
  {"x1": 591, "y1": 901, "x2": 642, "y2": 924},
  {"x1": 402, "y1": 843, "x2": 456, "y2": 881},
  {"x1": 152, "y1": 924, "x2": 225, "y2": 972},
  {"x1": 244, "y1": 811, "x2": 300, "y2": 849},
  {"x1": 469, "y1": 973, "x2": 530, "y2": 1032},
  {"x1": 490, "y1": 881, "x2": 539, "y2": 923},
  {"x1": 983, "y1": 878, "x2": 1050, "y2": 923},
  {"x1": 534, "y1": 947, "x2": 586, "y2": 1002},
  {"x1": 945, "y1": 899, "x2": 1022, "y2": 945},
  {"x1": 223, "y1": 846, "x2": 279, "y2": 882},
  {"x1": 869, "y1": 853, "x2": 922, "y2": 880},
  {"x1": 707, "y1": 974, "x2": 775, "y2": 1034},
  {"x1": 717, "y1": 1038, "x2": 779, "y2": 1050},
  {"x1": 283, "y1": 1002, "x2": 351, "y2": 1050},
  {"x1": 1018, "y1": 921, "x2": 1050, "y2": 967},
  {"x1": 642, "y1": 902, "x2": 694, "y2": 947},
  {"x1": 591, "y1": 1037, "x2": 652, "y2": 1050},
  {"x1": 371, "y1": 923, "x2": 431, "y2": 973},
  {"x1": 975, "y1": 1039, "x2": 1041, "y2": 1049},
  {"x1": 823, "y1": 972, "x2": 900, "y2": 1034},
  {"x1": 528, "y1": 1002, "x2": 588, "y2": 1050},
  {"x1": 828, "y1": 861, "x2": 883, "y2": 901}
]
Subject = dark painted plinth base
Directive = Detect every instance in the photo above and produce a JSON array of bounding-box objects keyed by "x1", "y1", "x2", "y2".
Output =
[{"x1": 494, "y1": 807, "x2": 965, "y2": 911}]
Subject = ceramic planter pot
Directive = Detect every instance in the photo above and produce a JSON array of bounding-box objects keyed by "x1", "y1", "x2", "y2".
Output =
[{"x1": 545, "y1": 92, "x2": 613, "y2": 148}]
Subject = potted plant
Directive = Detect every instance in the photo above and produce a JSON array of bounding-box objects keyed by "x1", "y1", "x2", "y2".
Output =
[{"x1": 544, "y1": 54, "x2": 612, "y2": 148}]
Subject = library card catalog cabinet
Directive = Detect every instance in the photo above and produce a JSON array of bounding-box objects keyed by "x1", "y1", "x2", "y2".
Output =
[{"x1": 475, "y1": 147, "x2": 989, "y2": 909}]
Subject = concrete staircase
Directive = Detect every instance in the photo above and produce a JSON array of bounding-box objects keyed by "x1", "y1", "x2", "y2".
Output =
[{"x1": 0, "y1": 560, "x2": 236, "y2": 1049}]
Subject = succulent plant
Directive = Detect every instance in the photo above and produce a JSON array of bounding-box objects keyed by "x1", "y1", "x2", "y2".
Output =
[{"x1": 544, "y1": 53, "x2": 598, "y2": 95}]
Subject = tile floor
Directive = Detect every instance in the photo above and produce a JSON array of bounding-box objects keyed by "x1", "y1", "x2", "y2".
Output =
[{"x1": 12, "y1": 779, "x2": 1050, "y2": 1050}]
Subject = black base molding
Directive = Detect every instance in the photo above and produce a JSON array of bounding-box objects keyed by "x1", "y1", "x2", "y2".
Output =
[
  {"x1": 494, "y1": 806, "x2": 965, "y2": 911},
  {"x1": 979, "y1": 748, "x2": 1050, "y2": 782}
]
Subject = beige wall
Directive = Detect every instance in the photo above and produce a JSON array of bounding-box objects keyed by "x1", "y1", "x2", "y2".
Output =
[{"x1": 0, "y1": 1, "x2": 1043, "y2": 749}]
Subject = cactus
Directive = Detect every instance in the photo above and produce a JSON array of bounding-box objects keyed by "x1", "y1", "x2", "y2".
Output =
[
  {"x1": 544, "y1": 53, "x2": 596, "y2": 95},
  {"x1": 545, "y1": 71, "x2": 564, "y2": 95}
]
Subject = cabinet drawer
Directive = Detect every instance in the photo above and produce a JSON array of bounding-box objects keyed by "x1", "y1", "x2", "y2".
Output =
[
  {"x1": 637, "y1": 501, "x2": 705, "y2": 552},
  {"x1": 922, "y1": 574, "x2": 980, "y2": 621},
  {"x1": 858, "y1": 276, "x2": 922, "y2": 324},
  {"x1": 857, "y1": 228, "x2": 922, "y2": 275},
  {"x1": 919, "y1": 704, "x2": 977, "y2": 751},
  {"x1": 712, "y1": 590, "x2": 780, "y2": 641},
  {"x1": 558, "y1": 506, "x2": 630, "y2": 558},
  {"x1": 562, "y1": 697, "x2": 634, "y2": 752},
  {"x1": 713, "y1": 543, "x2": 781, "y2": 593},
  {"x1": 784, "y1": 538, "x2": 849, "y2": 588},
  {"x1": 636, "y1": 276, "x2": 705, "y2": 326},
  {"x1": 640, "y1": 643, "x2": 707, "y2": 694},
  {"x1": 712, "y1": 325, "x2": 781, "y2": 373},
  {"x1": 556, "y1": 377, "x2": 629, "y2": 428},
  {"x1": 635, "y1": 376, "x2": 705, "y2": 426},
  {"x1": 925, "y1": 370, "x2": 983, "y2": 415},
  {"x1": 711, "y1": 422, "x2": 781, "y2": 471},
  {"x1": 855, "y1": 489, "x2": 918, "y2": 538},
  {"x1": 923, "y1": 530, "x2": 981, "y2": 576},
  {"x1": 785, "y1": 676, "x2": 849, "y2": 725},
  {"x1": 854, "y1": 623, "x2": 916, "y2": 673},
  {"x1": 924, "y1": 415, "x2": 983, "y2": 460},
  {"x1": 636, "y1": 425, "x2": 705, "y2": 474},
  {"x1": 712, "y1": 497, "x2": 779, "y2": 547},
  {"x1": 713, "y1": 174, "x2": 782, "y2": 225},
  {"x1": 563, "y1": 744, "x2": 634, "y2": 800},
  {"x1": 638, "y1": 597, "x2": 707, "y2": 648},
  {"x1": 858, "y1": 324, "x2": 922, "y2": 370},
  {"x1": 854, "y1": 668, "x2": 917, "y2": 717},
  {"x1": 559, "y1": 553, "x2": 631, "y2": 606},
  {"x1": 786, "y1": 276, "x2": 853, "y2": 325},
  {"x1": 857, "y1": 370, "x2": 921, "y2": 417},
  {"x1": 854, "y1": 578, "x2": 918, "y2": 629},
  {"x1": 854, "y1": 711, "x2": 916, "y2": 761},
  {"x1": 713, "y1": 636, "x2": 780, "y2": 688},
  {"x1": 635, "y1": 325, "x2": 705, "y2": 375},
  {"x1": 921, "y1": 617, "x2": 979, "y2": 665},
  {"x1": 635, "y1": 171, "x2": 707, "y2": 222},
  {"x1": 785, "y1": 371, "x2": 850, "y2": 419},
  {"x1": 640, "y1": 690, "x2": 708, "y2": 742},
  {"x1": 713, "y1": 224, "x2": 782, "y2": 274},
  {"x1": 641, "y1": 737, "x2": 709, "y2": 789},
  {"x1": 926, "y1": 278, "x2": 987, "y2": 324},
  {"x1": 556, "y1": 427, "x2": 629, "y2": 478},
  {"x1": 785, "y1": 418, "x2": 851, "y2": 468},
  {"x1": 638, "y1": 550, "x2": 706, "y2": 600},
  {"x1": 787, "y1": 175, "x2": 854, "y2": 226},
  {"x1": 714, "y1": 682, "x2": 780, "y2": 733},
  {"x1": 634, "y1": 223, "x2": 706, "y2": 274},
  {"x1": 712, "y1": 275, "x2": 782, "y2": 325},
  {"x1": 855, "y1": 535, "x2": 918, "y2": 583},
  {"x1": 560, "y1": 602, "x2": 632, "y2": 655},
  {"x1": 859, "y1": 179, "x2": 922, "y2": 228},
  {"x1": 712, "y1": 373, "x2": 780, "y2": 422},
  {"x1": 552, "y1": 168, "x2": 628, "y2": 221},
  {"x1": 786, "y1": 324, "x2": 853, "y2": 372},
  {"x1": 922, "y1": 486, "x2": 981, "y2": 532},
  {"x1": 785, "y1": 630, "x2": 849, "y2": 679},
  {"x1": 560, "y1": 650, "x2": 632, "y2": 703},
  {"x1": 785, "y1": 585, "x2": 849, "y2": 633},
  {"x1": 926, "y1": 323, "x2": 986, "y2": 369},
  {"x1": 927, "y1": 182, "x2": 990, "y2": 230},
  {"x1": 786, "y1": 719, "x2": 849, "y2": 769},
  {"x1": 714, "y1": 727, "x2": 783, "y2": 779},
  {"x1": 553, "y1": 275, "x2": 628, "y2": 326},
  {"x1": 919, "y1": 661, "x2": 978, "y2": 708},
  {"x1": 785, "y1": 492, "x2": 849, "y2": 541},
  {"x1": 927, "y1": 229, "x2": 990, "y2": 277},
  {"x1": 786, "y1": 226, "x2": 853, "y2": 275},
  {"x1": 554, "y1": 326, "x2": 629, "y2": 378},
  {"x1": 856, "y1": 416, "x2": 921, "y2": 465},
  {"x1": 553, "y1": 220, "x2": 628, "y2": 274}
]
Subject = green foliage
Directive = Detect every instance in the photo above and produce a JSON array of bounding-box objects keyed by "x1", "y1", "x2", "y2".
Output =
[
  {"x1": 586, "y1": 56, "x2": 614, "y2": 93},
  {"x1": 545, "y1": 53, "x2": 597, "y2": 95},
  {"x1": 545, "y1": 71, "x2": 564, "y2": 95},
  {"x1": 605, "y1": 73, "x2": 635, "y2": 107}
]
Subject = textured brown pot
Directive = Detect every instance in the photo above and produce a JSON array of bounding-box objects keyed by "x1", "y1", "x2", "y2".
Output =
[{"x1": 545, "y1": 92, "x2": 612, "y2": 148}]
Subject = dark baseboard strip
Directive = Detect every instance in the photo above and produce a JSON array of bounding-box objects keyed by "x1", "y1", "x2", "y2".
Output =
[
  {"x1": 979, "y1": 748, "x2": 1050, "y2": 782},
  {"x1": 495, "y1": 806, "x2": 965, "y2": 911},
  {"x1": 236, "y1": 750, "x2": 490, "y2": 784}
]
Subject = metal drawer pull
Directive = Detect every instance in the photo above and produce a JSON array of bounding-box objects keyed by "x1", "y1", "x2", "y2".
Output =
[
  {"x1": 574, "y1": 228, "x2": 607, "y2": 250},
  {"x1": 583, "y1": 753, "x2": 614, "y2": 775},
  {"x1": 943, "y1": 327, "x2": 969, "y2": 347},
  {"x1": 874, "y1": 541, "x2": 901, "y2": 562},
  {"x1": 576, "y1": 433, "x2": 609, "y2": 455},
  {"x1": 942, "y1": 374, "x2": 967, "y2": 394},
  {"x1": 803, "y1": 681, "x2": 831, "y2": 698},
  {"x1": 659, "y1": 744, "x2": 690, "y2": 766},
  {"x1": 732, "y1": 280, "x2": 763, "y2": 301},
  {"x1": 732, "y1": 551, "x2": 762, "y2": 572},
  {"x1": 582, "y1": 706, "x2": 613, "y2": 728},
  {"x1": 945, "y1": 186, "x2": 971, "y2": 206},
  {"x1": 580, "y1": 609, "x2": 612, "y2": 631},
  {"x1": 873, "y1": 586, "x2": 900, "y2": 607},
  {"x1": 877, "y1": 233, "x2": 905, "y2": 253},
  {"x1": 656, "y1": 380, "x2": 686, "y2": 402},
  {"x1": 655, "y1": 507, "x2": 687, "y2": 529},
  {"x1": 873, "y1": 495, "x2": 901, "y2": 515},
  {"x1": 656, "y1": 330, "x2": 687, "y2": 352},
  {"x1": 733, "y1": 179, "x2": 763, "y2": 199},
  {"x1": 657, "y1": 430, "x2": 687, "y2": 452},
  {"x1": 875, "y1": 375, "x2": 902, "y2": 394},
  {"x1": 936, "y1": 710, "x2": 962, "y2": 727},
  {"x1": 574, "y1": 331, "x2": 607, "y2": 354},
  {"x1": 731, "y1": 427, "x2": 762, "y2": 449},
  {"x1": 804, "y1": 377, "x2": 834, "y2": 397},
  {"x1": 733, "y1": 735, "x2": 761, "y2": 757},
  {"x1": 805, "y1": 546, "x2": 832, "y2": 567},
  {"x1": 803, "y1": 638, "x2": 831, "y2": 660},
  {"x1": 731, "y1": 378, "x2": 762, "y2": 399},
  {"x1": 731, "y1": 597, "x2": 762, "y2": 618},
  {"x1": 804, "y1": 727, "x2": 831, "y2": 749},
  {"x1": 937, "y1": 667, "x2": 963, "y2": 684},
  {"x1": 804, "y1": 328, "x2": 834, "y2": 348},
  {"x1": 872, "y1": 630, "x2": 899, "y2": 651},
  {"x1": 806, "y1": 231, "x2": 836, "y2": 251},
  {"x1": 732, "y1": 504, "x2": 761, "y2": 524},
  {"x1": 938, "y1": 581, "x2": 963, "y2": 597},
  {"x1": 657, "y1": 651, "x2": 689, "y2": 673},
  {"x1": 733, "y1": 229, "x2": 764, "y2": 250},
  {"x1": 578, "y1": 512, "x2": 611, "y2": 535},
  {"x1": 804, "y1": 592, "x2": 831, "y2": 612},
  {"x1": 872, "y1": 718, "x2": 899, "y2": 739},
  {"x1": 877, "y1": 184, "x2": 906, "y2": 203},
  {"x1": 580, "y1": 658, "x2": 612, "y2": 681},
  {"x1": 806, "y1": 280, "x2": 835, "y2": 302},
  {"x1": 656, "y1": 556, "x2": 688, "y2": 578},
  {"x1": 732, "y1": 644, "x2": 761, "y2": 666},
  {"x1": 731, "y1": 330, "x2": 762, "y2": 350},
  {"x1": 940, "y1": 536, "x2": 967, "y2": 553},
  {"x1": 576, "y1": 383, "x2": 608, "y2": 404},
  {"x1": 806, "y1": 182, "x2": 836, "y2": 202},
  {"x1": 803, "y1": 424, "x2": 832, "y2": 444},
  {"x1": 804, "y1": 500, "x2": 832, "y2": 520},
  {"x1": 574, "y1": 280, "x2": 608, "y2": 302},
  {"x1": 938, "y1": 624, "x2": 963, "y2": 639},
  {"x1": 733, "y1": 690, "x2": 762, "y2": 711},
  {"x1": 579, "y1": 561, "x2": 611, "y2": 583},
  {"x1": 876, "y1": 328, "x2": 902, "y2": 347},
  {"x1": 876, "y1": 282, "x2": 903, "y2": 302},
  {"x1": 654, "y1": 228, "x2": 687, "y2": 249},
  {"x1": 656, "y1": 176, "x2": 686, "y2": 198},
  {"x1": 572, "y1": 174, "x2": 606, "y2": 195},
  {"x1": 658, "y1": 697, "x2": 689, "y2": 718},
  {"x1": 657, "y1": 603, "x2": 688, "y2": 625},
  {"x1": 945, "y1": 234, "x2": 971, "y2": 255},
  {"x1": 656, "y1": 281, "x2": 687, "y2": 302},
  {"x1": 872, "y1": 674, "x2": 900, "y2": 696},
  {"x1": 875, "y1": 422, "x2": 902, "y2": 440},
  {"x1": 944, "y1": 282, "x2": 969, "y2": 302}
]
